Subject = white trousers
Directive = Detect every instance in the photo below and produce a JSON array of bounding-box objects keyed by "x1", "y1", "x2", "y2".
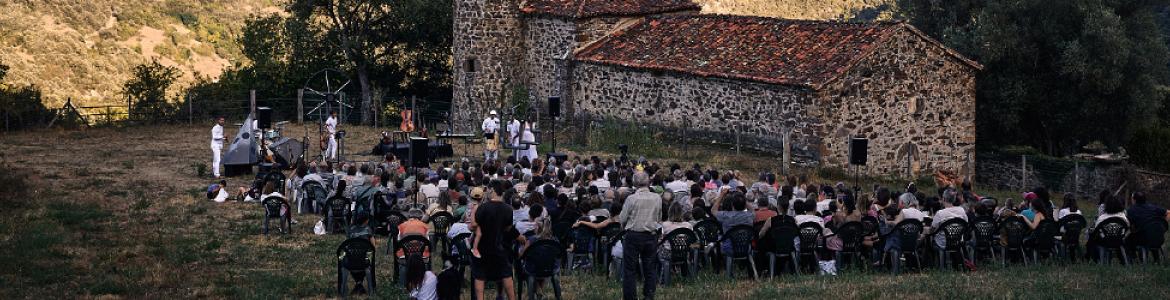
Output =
[
  {"x1": 211, "y1": 141, "x2": 223, "y2": 177},
  {"x1": 326, "y1": 135, "x2": 338, "y2": 160}
]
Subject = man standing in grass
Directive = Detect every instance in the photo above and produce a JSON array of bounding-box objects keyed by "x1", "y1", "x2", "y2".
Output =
[
  {"x1": 210, "y1": 116, "x2": 224, "y2": 178},
  {"x1": 579, "y1": 171, "x2": 662, "y2": 300},
  {"x1": 472, "y1": 180, "x2": 518, "y2": 300}
]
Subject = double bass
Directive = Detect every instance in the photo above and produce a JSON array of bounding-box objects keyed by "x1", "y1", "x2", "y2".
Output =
[{"x1": 400, "y1": 109, "x2": 415, "y2": 132}]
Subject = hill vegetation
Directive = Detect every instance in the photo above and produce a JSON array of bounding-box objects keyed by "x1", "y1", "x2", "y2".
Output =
[
  {"x1": 695, "y1": 0, "x2": 895, "y2": 20},
  {"x1": 0, "y1": 0, "x2": 280, "y2": 108}
]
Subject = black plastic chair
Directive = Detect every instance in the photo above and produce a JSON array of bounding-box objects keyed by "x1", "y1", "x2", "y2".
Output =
[
  {"x1": 1093, "y1": 217, "x2": 1130, "y2": 265},
  {"x1": 860, "y1": 216, "x2": 880, "y2": 237},
  {"x1": 337, "y1": 238, "x2": 376, "y2": 297},
  {"x1": 1028, "y1": 219, "x2": 1060, "y2": 262},
  {"x1": 383, "y1": 211, "x2": 406, "y2": 255},
  {"x1": 523, "y1": 239, "x2": 566, "y2": 300},
  {"x1": 261, "y1": 196, "x2": 291, "y2": 235},
  {"x1": 720, "y1": 225, "x2": 759, "y2": 279},
  {"x1": 596, "y1": 222, "x2": 624, "y2": 275},
  {"x1": 300, "y1": 181, "x2": 328, "y2": 214},
  {"x1": 394, "y1": 235, "x2": 432, "y2": 283},
  {"x1": 1135, "y1": 219, "x2": 1168, "y2": 264},
  {"x1": 428, "y1": 211, "x2": 455, "y2": 260},
  {"x1": 888, "y1": 219, "x2": 923, "y2": 275},
  {"x1": 834, "y1": 221, "x2": 866, "y2": 271},
  {"x1": 692, "y1": 219, "x2": 722, "y2": 270},
  {"x1": 567, "y1": 226, "x2": 596, "y2": 275},
  {"x1": 766, "y1": 220, "x2": 800, "y2": 277},
  {"x1": 930, "y1": 218, "x2": 968, "y2": 270},
  {"x1": 796, "y1": 222, "x2": 822, "y2": 273},
  {"x1": 449, "y1": 233, "x2": 473, "y2": 274},
  {"x1": 969, "y1": 216, "x2": 998, "y2": 264},
  {"x1": 326, "y1": 196, "x2": 351, "y2": 234},
  {"x1": 659, "y1": 228, "x2": 699, "y2": 285},
  {"x1": 999, "y1": 217, "x2": 1031, "y2": 267},
  {"x1": 1057, "y1": 214, "x2": 1087, "y2": 262}
]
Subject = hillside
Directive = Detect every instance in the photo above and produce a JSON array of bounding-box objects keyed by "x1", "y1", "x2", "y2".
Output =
[
  {"x1": 695, "y1": 0, "x2": 895, "y2": 20},
  {"x1": 0, "y1": 0, "x2": 281, "y2": 108}
]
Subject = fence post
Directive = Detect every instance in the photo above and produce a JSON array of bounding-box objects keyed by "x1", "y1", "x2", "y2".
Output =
[
  {"x1": 1021, "y1": 155, "x2": 1028, "y2": 191},
  {"x1": 187, "y1": 93, "x2": 193, "y2": 125},
  {"x1": 735, "y1": 122, "x2": 741, "y2": 156},
  {"x1": 249, "y1": 90, "x2": 256, "y2": 117},
  {"x1": 297, "y1": 89, "x2": 304, "y2": 124},
  {"x1": 1074, "y1": 160, "x2": 1080, "y2": 196}
]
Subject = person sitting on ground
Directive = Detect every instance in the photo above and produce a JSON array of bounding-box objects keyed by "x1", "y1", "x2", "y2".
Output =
[
  {"x1": 406, "y1": 255, "x2": 438, "y2": 300},
  {"x1": 207, "y1": 180, "x2": 229, "y2": 203}
]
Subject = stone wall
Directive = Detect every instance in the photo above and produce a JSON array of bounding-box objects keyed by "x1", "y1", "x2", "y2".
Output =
[
  {"x1": 816, "y1": 26, "x2": 978, "y2": 176},
  {"x1": 522, "y1": 17, "x2": 576, "y2": 114},
  {"x1": 570, "y1": 63, "x2": 823, "y2": 159},
  {"x1": 452, "y1": 0, "x2": 525, "y2": 132},
  {"x1": 976, "y1": 152, "x2": 1170, "y2": 201}
]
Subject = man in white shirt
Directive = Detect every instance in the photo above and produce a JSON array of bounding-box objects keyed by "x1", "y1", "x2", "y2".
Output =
[
  {"x1": 930, "y1": 189, "x2": 968, "y2": 249},
  {"x1": 507, "y1": 118, "x2": 521, "y2": 157},
  {"x1": 419, "y1": 176, "x2": 441, "y2": 201},
  {"x1": 482, "y1": 110, "x2": 500, "y2": 161},
  {"x1": 210, "y1": 117, "x2": 225, "y2": 178},
  {"x1": 325, "y1": 111, "x2": 339, "y2": 161}
]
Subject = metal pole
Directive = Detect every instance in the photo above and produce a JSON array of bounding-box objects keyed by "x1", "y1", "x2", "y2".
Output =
[
  {"x1": 297, "y1": 89, "x2": 304, "y2": 124},
  {"x1": 187, "y1": 93, "x2": 192, "y2": 125},
  {"x1": 1021, "y1": 155, "x2": 1028, "y2": 191},
  {"x1": 250, "y1": 90, "x2": 256, "y2": 116},
  {"x1": 1074, "y1": 160, "x2": 1080, "y2": 196}
]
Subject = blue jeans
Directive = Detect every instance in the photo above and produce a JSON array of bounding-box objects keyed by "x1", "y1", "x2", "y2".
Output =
[{"x1": 622, "y1": 231, "x2": 659, "y2": 300}]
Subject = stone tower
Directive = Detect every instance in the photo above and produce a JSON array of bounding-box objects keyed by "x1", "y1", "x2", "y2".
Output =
[{"x1": 452, "y1": 0, "x2": 525, "y2": 133}]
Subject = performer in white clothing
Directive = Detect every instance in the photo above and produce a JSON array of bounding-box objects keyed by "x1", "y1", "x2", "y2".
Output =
[
  {"x1": 325, "y1": 111, "x2": 338, "y2": 161},
  {"x1": 482, "y1": 110, "x2": 501, "y2": 161},
  {"x1": 210, "y1": 117, "x2": 223, "y2": 178},
  {"x1": 519, "y1": 120, "x2": 538, "y2": 162},
  {"x1": 507, "y1": 118, "x2": 521, "y2": 158},
  {"x1": 210, "y1": 117, "x2": 225, "y2": 178}
]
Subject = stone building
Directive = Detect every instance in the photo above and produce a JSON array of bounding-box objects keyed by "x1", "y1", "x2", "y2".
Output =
[{"x1": 453, "y1": 1, "x2": 981, "y2": 175}]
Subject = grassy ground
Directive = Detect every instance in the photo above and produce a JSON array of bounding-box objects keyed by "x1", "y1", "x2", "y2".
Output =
[{"x1": 1, "y1": 124, "x2": 1168, "y2": 299}]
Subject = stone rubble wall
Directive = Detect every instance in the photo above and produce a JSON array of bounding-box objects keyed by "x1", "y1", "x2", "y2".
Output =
[
  {"x1": 452, "y1": 0, "x2": 525, "y2": 133},
  {"x1": 570, "y1": 63, "x2": 824, "y2": 160},
  {"x1": 816, "y1": 26, "x2": 978, "y2": 176}
]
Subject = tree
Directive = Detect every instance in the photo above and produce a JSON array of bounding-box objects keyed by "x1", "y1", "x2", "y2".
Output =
[
  {"x1": 125, "y1": 60, "x2": 181, "y2": 122},
  {"x1": 901, "y1": 0, "x2": 1170, "y2": 155}
]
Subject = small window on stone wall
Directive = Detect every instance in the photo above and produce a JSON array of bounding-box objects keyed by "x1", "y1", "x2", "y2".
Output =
[
  {"x1": 465, "y1": 58, "x2": 477, "y2": 73},
  {"x1": 909, "y1": 97, "x2": 924, "y2": 115}
]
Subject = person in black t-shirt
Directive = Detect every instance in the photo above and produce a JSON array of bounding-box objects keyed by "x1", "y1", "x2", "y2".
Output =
[{"x1": 472, "y1": 180, "x2": 520, "y2": 300}]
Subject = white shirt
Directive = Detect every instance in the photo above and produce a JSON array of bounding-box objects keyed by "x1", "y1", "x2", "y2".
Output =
[
  {"x1": 507, "y1": 120, "x2": 521, "y2": 144},
  {"x1": 815, "y1": 199, "x2": 831, "y2": 213},
  {"x1": 482, "y1": 117, "x2": 500, "y2": 134},
  {"x1": 1095, "y1": 212, "x2": 1128, "y2": 227},
  {"x1": 590, "y1": 179, "x2": 611, "y2": 192},
  {"x1": 409, "y1": 271, "x2": 438, "y2": 300},
  {"x1": 420, "y1": 183, "x2": 440, "y2": 200},
  {"x1": 211, "y1": 124, "x2": 224, "y2": 143},
  {"x1": 899, "y1": 208, "x2": 927, "y2": 222},
  {"x1": 931, "y1": 206, "x2": 968, "y2": 228},
  {"x1": 325, "y1": 116, "x2": 338, "y2": 135},
  {"x1": 1056, "y1": 208, "x2": 1081, "y2": 220},
  {"x1": 665, "y1": 180, "x2": 689, "y2": 194},
  {"x1": 213, "y1": 188, "x2": 229, "y2": 203}
]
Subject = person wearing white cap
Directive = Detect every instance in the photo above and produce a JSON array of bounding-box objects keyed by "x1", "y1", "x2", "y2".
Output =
[{"x1": 482, "y1": 110, "x2": 500, "y2": 161}]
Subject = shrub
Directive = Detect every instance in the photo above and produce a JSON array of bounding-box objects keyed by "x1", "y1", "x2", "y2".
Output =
[{"x1": 1128, "y1": 126, "x2": 1170, "y2": 173}]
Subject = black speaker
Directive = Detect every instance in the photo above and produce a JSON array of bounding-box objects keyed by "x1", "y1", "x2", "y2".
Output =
[
  {"x1": 257, "y1": 107, "x2": 273, "y2": 129},
  {"x1": 548, "y1": 96, "x2": 561, "y2": 118},
  {"x1": 849, "y1": 137, "x2": 868, "y2": 166},
  {"x1": 409, "y1": 137, "x2": 429, "y2": 168}
]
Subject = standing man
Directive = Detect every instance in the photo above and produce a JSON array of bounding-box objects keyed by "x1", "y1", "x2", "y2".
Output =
[
  {"x1": 507, "y1": 117, "x2": 521, "y2": 158},
  {"x1": 574, "y1": 171, "x2": 661, "y2": 300},
  {"x1": 325, "y1": 111, "x2": 339, "y2": 161},
  {"x1": 210, "y1": 117, "x2": 225, "y2": 178},
  {"x1": 471, "y1": 180, "x2": 519, "y2": 300},
  {"x1": 482, "y1": 110, "x2": 500, "y2": 161}
]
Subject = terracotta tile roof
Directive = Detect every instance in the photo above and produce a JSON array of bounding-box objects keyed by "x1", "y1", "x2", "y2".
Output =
[
  {"x1": 520, "y1": 0, "x2": 700, "y2": 19},
  {"x1": 574, "y1": 15, "x2": 980, "y2": 89}
]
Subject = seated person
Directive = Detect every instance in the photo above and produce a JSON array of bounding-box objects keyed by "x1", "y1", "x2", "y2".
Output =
[
  {"x1": 206, "y1": 180, "x2": 229, "y2": 203},
  {"x1": 345, "y1": 212, "x2": 374, "y2": 294},
  {"x1": 929, "y1": 189, "x2": 967, "y2": 250},
  {"x1": 1125, "y1": 191, "x2": 1170, "y2": 250},
  {"x1": 515, "y1": 205, "x2": 544, "y2": 236},
  {"x1": 398, "y1": 209, "x2": 431, "y2": 258},
  {"x1": 406, "y1": 256, "x2": 438, "y2": 300}
]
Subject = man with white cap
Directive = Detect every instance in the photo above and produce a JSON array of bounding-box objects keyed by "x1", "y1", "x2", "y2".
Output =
[
  {"x1": 482, "y1": 110, "x2": 500, "y2": 161},
  {"x1": 210, "y1": 117, "x2": 225, "y2": 178}
]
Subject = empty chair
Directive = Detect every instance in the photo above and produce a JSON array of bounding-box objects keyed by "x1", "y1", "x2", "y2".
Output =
[
  {"x1": 261, "y1": 196, "x2": 291, "y2": 235},
  {"x1": 999, "y1": 217, "x2": 1031, "y2": 266},
  {"x1": 659, "y1": 228, "x2": 698, "y2": 285},
  {"x1": 888, "y1": 219, "x2": 923, "y2": 275},
  {"x1": 1093, "y1": 217, "x2": 1130, "y2": 265},
  {"x1": 931, "y1": 218, "x2": 968, "y2": 270},
  {"x1": 765, "y1": 220, "x2": 800, "y2": 277},
  {"x1": 337, "y1": 238, "x2": 377, "y2": 296},
  {"x1": 523, "y1": 240, "x2": 566, "y2": 300},
  {"x1": 968, "y1": 216, "x2": 998, "y2": 264},
  {"x1": 1056, "y1": 214, "x2": 1087, "y2": 262},
  {"x1": 721, "y1": 225, "x2": 759, "y2": 279}
]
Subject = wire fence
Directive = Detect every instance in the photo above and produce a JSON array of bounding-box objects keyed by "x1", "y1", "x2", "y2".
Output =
[{"x1": 975, "y1": 150, "x2": 1170, "y2": 198}]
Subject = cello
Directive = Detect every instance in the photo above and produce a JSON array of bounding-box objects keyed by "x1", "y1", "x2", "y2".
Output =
[{"x1": 400, "y1": 109, "x2": 415, "y2": 132}]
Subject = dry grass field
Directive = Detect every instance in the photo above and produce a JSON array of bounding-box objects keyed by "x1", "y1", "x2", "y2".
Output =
[{"x1": 1, "y1": 124, "x2": 1169, "y2": 299}]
